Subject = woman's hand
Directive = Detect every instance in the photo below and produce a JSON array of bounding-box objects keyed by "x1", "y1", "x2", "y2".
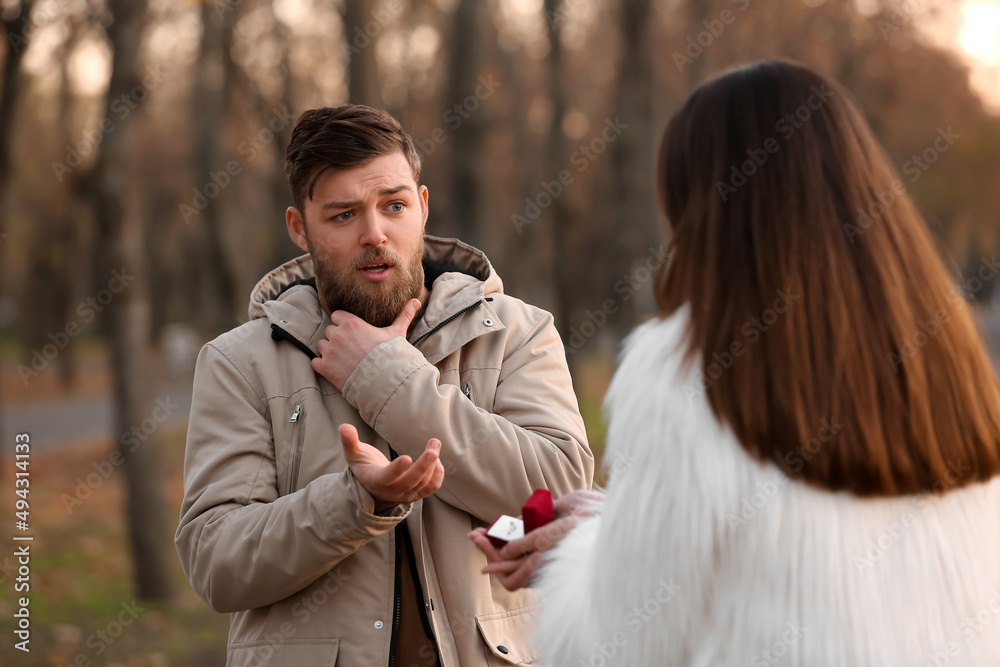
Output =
[
  {"x1": 468, "y1": 490, "x2": 604, "y2": 591},
  {"x1": 552, "y1": 489, "x2": 603, "y2": 520}
]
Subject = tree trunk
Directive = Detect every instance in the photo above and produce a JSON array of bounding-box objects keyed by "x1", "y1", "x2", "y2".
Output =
[
  {"x1": 191, "y1": 0, "x2": 239, "y2": 334},
  {"x1": 267, "y1": 10, "x2": 302, "y2": 271},
  {"x1": 443, "y1": 0, "x2": 484, "y2": 245},
  {"x1": 543, "y1": 0, "x2": 575, "y2": 356},
  {"x1": 607, "y1": 0, "x2": 655, "y2": 332},
  {"x1": 343, "y1": 0, "x2": 384, "y2": 107},
  {"x1": 685, "y1": 0, "x2": 714, "y2": 85},
  {"x1": 88, "y1": 0, "x2": 174, "y2": 601},
  {"x1": 0, "y1": 1, "x2": 32, "y2": 191},
  {"x1": 0, "y1": 0, "x2": 34, "y2": 445}
]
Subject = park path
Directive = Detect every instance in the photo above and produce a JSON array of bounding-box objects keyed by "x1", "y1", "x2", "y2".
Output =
[{"x1": 2, "y1": 381, "x2": 193, "y2": 453}]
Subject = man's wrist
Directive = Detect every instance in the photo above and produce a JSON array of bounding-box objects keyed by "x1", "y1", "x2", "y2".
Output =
[{"x1": 373, "y1": 501, "x2": 398, "y2": 516}]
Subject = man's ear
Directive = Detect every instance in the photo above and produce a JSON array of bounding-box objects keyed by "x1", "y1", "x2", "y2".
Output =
[
  {"x1": 286, "y1": 206, "x2": 310, "y2": 253},
  {"x1": 419, "y1": 185, "x2": 429, "y2": 228}
]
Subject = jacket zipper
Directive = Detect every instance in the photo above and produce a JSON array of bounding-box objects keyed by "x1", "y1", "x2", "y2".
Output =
[
  {"x1": 402, "y1": 525, "x2": 441, "y2": 665},
  {"x1": 412, "y1": 299, "x2": 485, "y2": 346},
  {"x1": 286, "y1": 404, "x2": 303, "y2": 494},
  {"x1": 388, "y1": 446, "x2": 402, "y2": 667}
]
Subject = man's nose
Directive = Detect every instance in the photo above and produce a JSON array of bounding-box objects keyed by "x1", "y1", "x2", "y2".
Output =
[{"x1": 358, "y1": 213, "x2": 388, "y2": 247}]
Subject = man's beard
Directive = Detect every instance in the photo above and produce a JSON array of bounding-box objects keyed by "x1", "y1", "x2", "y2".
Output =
[{"x1": 310, "y1": 239, "x2": 425, "y2": 328}]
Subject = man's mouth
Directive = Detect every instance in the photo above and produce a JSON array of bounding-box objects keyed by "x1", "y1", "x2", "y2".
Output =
[
  {"x1": 359, "y1": 261, "x2": 391, "y2": 273},
  {"x1": 357, "y1": 258, "x2": 395, "y2": 281}
]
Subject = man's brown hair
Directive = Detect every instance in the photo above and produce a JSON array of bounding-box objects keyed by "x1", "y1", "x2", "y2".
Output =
[
  {"x1": 656, "y1": 59, "x2": 1000, "y2": 496},
  {"x1": 284, "y1": 104, "x2": 422, "y2": 213}
]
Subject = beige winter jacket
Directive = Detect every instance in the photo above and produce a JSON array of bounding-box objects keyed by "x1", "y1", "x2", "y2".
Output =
[{"x1": 175, "y1": 235, "x2": 594, "y2": 666}]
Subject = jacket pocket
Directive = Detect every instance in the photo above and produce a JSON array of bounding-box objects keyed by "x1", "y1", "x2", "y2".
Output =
[
  {"x1": 228, "y1": 637, "x2": 339, "y2": 666},
  {"x1": 285, "y1": 403, "x2": 304, "y2": 494},
  {"x1": 459, "y1": 368, "x2": 500, "y2": 412},
  {"x1": 476, "y1": 605, "x2": 541, "y2": 665}
]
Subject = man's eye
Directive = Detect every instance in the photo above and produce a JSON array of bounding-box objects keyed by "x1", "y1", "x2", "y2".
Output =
[
  {"x1": 388, "y1": 202, "x2": 405, "y2": 213},
  {"x1": 333, "y1": 211, "x2": 353, "y2": 222}
]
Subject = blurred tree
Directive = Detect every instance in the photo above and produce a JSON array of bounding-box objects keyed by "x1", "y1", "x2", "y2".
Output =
[
  {"x1": 190, "y1": 0, "x2": 240, "y2": 334},
  {"x1": 19, "y1": 12, "x2": 93, "y2": 388},
  {"x1": 0, "y1": 0, "x2": 32, "y2": 194},
  {"x1": 88, "y1": 0, "x2": 174, "y2": 601},
  {"x1": 265, "y1": 2, "x2": 299, "y2": 271},
  {"x1": 543, "y1": 0, "x2": 575, "y2": 351},
  {"x1": 0, "y1": 0, "x2": 34, "y2": 440},
  {"x1": 228, "y1": 0, "x2": 301, "y2": 276},
  {"x1": 684, "y1": 0, "x2": 715, "y2": 85},
  {"x1": 344, "y1": 0, "x2": 384, "y2": 107},
  {"x1": 606, "y1": 0, "x2": 655, "y2": 329},
  {"x1": 445, "y1": 0, "x2": 487, "y2": 246}
]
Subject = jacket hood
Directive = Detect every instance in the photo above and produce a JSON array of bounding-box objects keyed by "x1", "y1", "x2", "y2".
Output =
[
  {"x1": 246, "y1": 235, "x2": 507, "y2": 361},
  {"x1": 248, "y1": 235, "x2": 503, "y2": 320}
]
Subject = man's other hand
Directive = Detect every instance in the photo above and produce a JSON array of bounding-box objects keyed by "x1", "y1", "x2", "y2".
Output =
[
  {"x1": 312, "y1": 298, "x2": 421, "y2": 391},
  {"x1": 339, "y1": 423, "x2": 445, "y2": 512}
]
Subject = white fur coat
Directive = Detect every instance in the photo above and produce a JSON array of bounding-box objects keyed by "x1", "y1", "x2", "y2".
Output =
[{"x1": 533, "y1": 310, "x2": 1000, "y2": 666}]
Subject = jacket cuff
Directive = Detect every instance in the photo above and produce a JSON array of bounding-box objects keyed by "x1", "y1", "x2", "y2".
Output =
[
  {"x1": 318, "y1": 468, "x2": 411, "y2": 542},
  {"x1": 342, "y1": 336, "x2": 429, "y2": 427}
]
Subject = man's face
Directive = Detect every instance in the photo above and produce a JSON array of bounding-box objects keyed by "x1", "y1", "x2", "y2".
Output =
[{"x1": 285, "y1": 152, "x2": 429, "y2": 327}]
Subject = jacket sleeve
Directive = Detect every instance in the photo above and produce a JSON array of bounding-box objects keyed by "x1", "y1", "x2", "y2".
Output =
[
  {"x1": 174, "y1": 342, "x2": 409, "y2": 614},
  {"x1": 340, "y1": 310, "x2": 594, "y2": 522}
]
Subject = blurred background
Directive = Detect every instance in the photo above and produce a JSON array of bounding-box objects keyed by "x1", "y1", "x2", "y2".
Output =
[{"x1": 0, "y1": 0, "x2": 998, "y2": 664}]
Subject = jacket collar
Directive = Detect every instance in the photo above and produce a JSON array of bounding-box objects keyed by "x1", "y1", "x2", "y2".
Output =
[{"x1": 248, "y1": 235, "x2": 507, "y2": 364}]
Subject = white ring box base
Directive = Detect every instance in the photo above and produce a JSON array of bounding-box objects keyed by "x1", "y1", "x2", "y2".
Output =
[{"x1": 486, "y1": 515, "x2": 524, "y2": 548}]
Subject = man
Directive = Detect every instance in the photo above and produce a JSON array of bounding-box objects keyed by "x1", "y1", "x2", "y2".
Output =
[{"x1": 175, "y1": 105, "x2": 593, "y2": 666}]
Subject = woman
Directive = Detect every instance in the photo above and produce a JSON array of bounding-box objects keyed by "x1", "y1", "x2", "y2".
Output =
[{"x1": 470, "y1": 60, "x2": 1000, "y2": 666}]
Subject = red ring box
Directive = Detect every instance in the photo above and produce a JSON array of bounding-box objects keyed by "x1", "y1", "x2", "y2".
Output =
[{"x1": 486, "y1": 489, "x2": 554, "y2": 549}]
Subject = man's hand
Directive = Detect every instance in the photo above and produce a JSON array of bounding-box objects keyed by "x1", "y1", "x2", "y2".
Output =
[
  {"x1": 312, "y1": 299, "x2": 422, "y2": 391},
  {"x1": 339, "y1": 423, "x2": 445, "y2": 512}
]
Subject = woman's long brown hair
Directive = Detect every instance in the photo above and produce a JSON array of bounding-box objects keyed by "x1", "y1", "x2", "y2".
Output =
[{"x1": 656, "y1": 59, "x2": 1000, "y2": 496}]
